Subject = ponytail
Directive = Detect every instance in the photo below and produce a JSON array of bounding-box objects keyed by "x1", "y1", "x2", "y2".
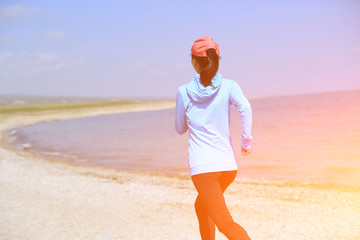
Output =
[{"x1": 192, "y1": 48, "x2": 219, "y2": 87}]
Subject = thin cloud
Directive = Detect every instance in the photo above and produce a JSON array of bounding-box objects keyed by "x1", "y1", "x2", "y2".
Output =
[
  {"x1": 133, "y1": 61, "x2": 145, "y2": 69},
  {"x1": 0, "y1": 36, "x2": 9, "y2": 44},
  {"x1": 45, "y1": 31, "x2": 67, "y2": 41},
  {"x1": 149, "y1": 67, "x2": 168, "y2": 77},
  {"x1": 0, "y1": 4, "x2": 39, "y2": 23},
  {"x1": 175, "y1": 62, "x2": 191, "y2": 70},
  {"x1": 0, "y1": 51, "x2": 82, "y2": 77}
]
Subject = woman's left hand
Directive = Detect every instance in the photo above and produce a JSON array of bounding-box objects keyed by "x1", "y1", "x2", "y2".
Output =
[{"x1": 241, "y1": 147, "x2": 252, "y2": 156}]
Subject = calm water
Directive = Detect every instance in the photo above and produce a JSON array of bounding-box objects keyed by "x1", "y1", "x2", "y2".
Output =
[{"x1": 9, "y1": 90, "x2": 360, "y2": 190}]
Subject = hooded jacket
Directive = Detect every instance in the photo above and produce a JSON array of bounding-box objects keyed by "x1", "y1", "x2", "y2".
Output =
[{"x1": 175, "y1": 73, "x2": 252, "y2": 176}]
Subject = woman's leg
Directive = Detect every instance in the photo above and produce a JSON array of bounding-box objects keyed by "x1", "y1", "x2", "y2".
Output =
[
  {"x1": 194, "y1": 195, "x2": 215, "y2": 240},
  {"x1": 192, "y1": 171, "x2": 251, "y2": 240},
  {"x1": 193, "y1": 170, "x2": 237, "y2": 240}
]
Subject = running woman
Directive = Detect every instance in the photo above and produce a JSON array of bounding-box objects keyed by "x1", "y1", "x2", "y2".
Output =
[{"x1": 175, "y1": 36, "x2": 252, "y2": 240}]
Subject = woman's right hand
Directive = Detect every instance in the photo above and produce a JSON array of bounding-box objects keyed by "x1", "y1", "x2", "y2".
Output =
[{"x1": 241, "y1": 147, "x2": 252, "y2": 156}]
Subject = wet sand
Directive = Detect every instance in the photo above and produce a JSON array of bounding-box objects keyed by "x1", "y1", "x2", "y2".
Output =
[{"x1": 0, "y1": 102, "x2": 359, "y2": 240}]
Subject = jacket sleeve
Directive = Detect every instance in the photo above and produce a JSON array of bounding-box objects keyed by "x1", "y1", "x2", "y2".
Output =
[
  {"x1": 229, "y1": 81, "x2": 252, "y2": 151},
  {"x1": 175, "y1": 89, "x2": 188, "y2": 134}
]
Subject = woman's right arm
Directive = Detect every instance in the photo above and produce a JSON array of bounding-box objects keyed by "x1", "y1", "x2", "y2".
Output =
[{"x1": 175, "y1": 89, "x2": 188, "y2": 135}]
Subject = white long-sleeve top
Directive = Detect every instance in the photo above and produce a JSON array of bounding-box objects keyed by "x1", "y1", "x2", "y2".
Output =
[{"x1": 175, "y1": 73, "x2": 252, "y2": 176}]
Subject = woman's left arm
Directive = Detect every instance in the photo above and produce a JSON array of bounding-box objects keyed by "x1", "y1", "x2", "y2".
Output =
[{"x1": 229, "y1": 81, "x2": 253, "y2": 152}]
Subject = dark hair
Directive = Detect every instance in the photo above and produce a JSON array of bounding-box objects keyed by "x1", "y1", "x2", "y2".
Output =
[{"x1": 192, "y1": 48, "x2": 219, "y2": 87}]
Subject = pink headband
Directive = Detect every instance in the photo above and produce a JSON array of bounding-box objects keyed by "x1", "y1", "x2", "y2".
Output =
[{"x1": 191, "y1": 36, "x2": 220, "y2": 57}]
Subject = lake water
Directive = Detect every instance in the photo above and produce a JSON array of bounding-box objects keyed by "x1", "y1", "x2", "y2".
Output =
[{"x1": 9, "y1": 90, "x2": 360, "y2": 190}]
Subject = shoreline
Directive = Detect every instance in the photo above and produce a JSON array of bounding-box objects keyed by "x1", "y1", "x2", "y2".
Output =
[
  {"x1": 6, "y1": 102, "x2": 360, "y2": 193},
  {"x1": 1, "y1": 101, "x2": 360, "y2": 239},
  {"x1": 0, "y1": 101, "x2": 179, "y2": 176}
]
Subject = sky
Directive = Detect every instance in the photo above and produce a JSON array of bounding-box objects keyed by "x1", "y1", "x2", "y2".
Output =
[{"x1": 0, "y1": 0, "x2": 359, "y2": 99}]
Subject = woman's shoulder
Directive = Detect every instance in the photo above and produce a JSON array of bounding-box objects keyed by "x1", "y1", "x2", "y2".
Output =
[
  {"x1": 220, "y1": 77, "x2": 238, "y2": 90},
  {"x1": 222, "y1": 78, "x2": 234, "y2": 84},
  {"x1": 177, "y1": 84, "x2": 187, "y2": 95}
]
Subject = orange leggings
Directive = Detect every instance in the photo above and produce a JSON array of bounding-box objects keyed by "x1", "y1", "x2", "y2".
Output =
[{"x1": 191, "y1": 171, "x2": 251, "y2": 240}]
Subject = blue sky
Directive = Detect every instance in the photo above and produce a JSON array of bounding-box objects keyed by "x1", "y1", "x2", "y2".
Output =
[{"x1": 1, "y1": 0, "x2": 359, "y2": 99}]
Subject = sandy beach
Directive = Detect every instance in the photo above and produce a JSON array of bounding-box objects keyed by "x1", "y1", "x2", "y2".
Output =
[{"x1": 1, "y1": 101, "x2": 359, "y2": 240}]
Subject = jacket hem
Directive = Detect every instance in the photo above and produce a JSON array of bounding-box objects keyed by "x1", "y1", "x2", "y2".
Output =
[{"x1": 190, "y1": 163, "x2": 238, "y2": 176}]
